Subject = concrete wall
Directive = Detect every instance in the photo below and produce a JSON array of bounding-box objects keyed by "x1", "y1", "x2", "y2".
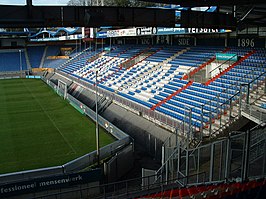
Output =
[
  {"x1": 58, "y1": 78, "x2": 173, "y2": 162},
  {"x1": 104, "y1": 144, "x2": 134, "y2": 182},
  {"x1": 1, "y1": 39, "x2": 25, "y2": 47}
]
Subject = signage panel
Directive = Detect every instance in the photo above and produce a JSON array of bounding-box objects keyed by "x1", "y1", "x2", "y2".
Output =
[
  {"x1": 157, "y1": 27, "x2": 186, "y2": 35},
  {"x1": 96, "y1": 32, "x2": 107, "y2": 38},
  {"x1": 136, "y1": 27, "x2": 157, "y2": 36},
  {"x1": 157, "y1": 27, "x2": 231, "y2": 35},
  {"x1": 107, "y1": 28, "x2": 136, "y2": 37},
  {"x1": 216, "y1": 53, "x2": 238, "y2": 61},
  {"x1": 106, "y1": 27, "x2": 232, "y2": 38},
  {"x1": 30, "y1": 34, "x2": 84, "y2": 42}
]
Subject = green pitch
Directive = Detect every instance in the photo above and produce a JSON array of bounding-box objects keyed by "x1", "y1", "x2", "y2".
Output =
[{"x1": 0, "y1": 78, "x2": 114, "y2": 174}]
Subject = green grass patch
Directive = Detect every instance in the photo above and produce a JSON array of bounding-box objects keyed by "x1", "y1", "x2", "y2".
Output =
[{"x1": 0, "y1": 78, "x2": 115, "y2": 174}]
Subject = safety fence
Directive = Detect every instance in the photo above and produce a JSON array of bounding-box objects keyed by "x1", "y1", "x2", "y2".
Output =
[
  {"x1": 29, "y1": 172, "x2": 206, "y2": 199},
  {"x1": 4, "y1": 126, "x2": 264, "y2": 199},
  {"x1": 241, "y1": 103, "x2": 266, "y2": 124},
  {"x1": 155, "y1": 124, "x2": 266, "y2": 187}
]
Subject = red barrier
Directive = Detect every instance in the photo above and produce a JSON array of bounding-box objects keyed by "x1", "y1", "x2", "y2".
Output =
[
  {"x1": 151, "y1": 81, "x2": 193, "y2": 111},
  {"x1": 182, "y1": 48, "x2": 230, "y2": 80}
]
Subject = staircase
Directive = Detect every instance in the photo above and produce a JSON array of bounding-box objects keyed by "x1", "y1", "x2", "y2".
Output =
[
  {"x1": 68, "y1": 83, "x2": 84, "y2": 99},
  {"x1": 120, "y1": 47, "x2": 162, "y2": 70},
  {"x1": 86, "y1": 51, "x2": 105, "y2": 64},
  {"x1": 91, "y1": 95, "x2": 112, "y2": 114},
  {"x1": 59, "y1": 48, "x2": 89, "y2": 70},
  {"x1": 203, "y1": 75, "x2": 265, "y2": 137},
  {"x1": 39, "y1": 46, "x2": 48, "y2": 68},
  {"x1": 24, "y1": 48, "x2": 32, "y2": 69},
  {"x1": 170, "y1": 48, "x2": 190, "y2": 63},
  {"x1": 98, "y1": 97, "x2": 112, "y2": 114},
  {"x1": 164, "y1": 48, "x2": 190, "y2": 71},
  {"x1": 144, "y1": 125, "x2": 266, "y2": 194}
]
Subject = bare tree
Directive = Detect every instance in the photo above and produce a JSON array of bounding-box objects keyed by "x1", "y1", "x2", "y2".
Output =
[
  {"x1": 104, "y1": 0, "x2": 130, "y2": 6},
  {"x1": 68, "y1": 0, "x2": 86, "y2": 6}
]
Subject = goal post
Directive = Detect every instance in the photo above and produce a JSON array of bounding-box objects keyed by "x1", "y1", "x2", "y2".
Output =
[{"x1": 57, "y1": 80, "x2": 67, "y2": 99}]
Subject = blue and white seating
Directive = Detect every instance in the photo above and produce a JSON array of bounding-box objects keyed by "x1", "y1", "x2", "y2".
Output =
[{"x1": 58, "y1": 45, "x2": 266, "y2": 130}]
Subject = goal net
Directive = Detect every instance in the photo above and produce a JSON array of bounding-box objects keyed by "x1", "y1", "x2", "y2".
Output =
[{"x1": 57, "y1": 80, "x2": 67, "y2": 99}]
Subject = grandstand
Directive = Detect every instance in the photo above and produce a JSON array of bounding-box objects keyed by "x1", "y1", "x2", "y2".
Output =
[
  {"x1": 27, "y1": 46, "x2": 45, "y2": 68},
  {"x1": 0, "y1": 49, "x2": 27, "y2": 71},
  {"x1": 56, "y1": 45, "x2": 265, "y2": 135},
  {"x1": 0, "y1": 0, "x2": 265, "y2": 198}
]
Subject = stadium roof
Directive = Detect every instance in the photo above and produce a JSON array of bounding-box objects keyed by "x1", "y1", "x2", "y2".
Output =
[
  {"x1": 141, "y1": 0, "x2": 266, "y2": 28},
  {"x1": 140, "y1": 0, "x2": 265, "y2": 6},
  {"x1": 0, "y1": 0, "x2": 264, "y2": 29}
]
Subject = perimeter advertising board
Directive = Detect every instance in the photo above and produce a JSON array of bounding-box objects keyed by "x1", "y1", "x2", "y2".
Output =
[
  {"x1": 136, "y1": 27, "x2": 157, "y2": 36},
  {"x1": 0, "y1": 169, "x2": 101, "y2": 197},
  {"x1": 97, "y1": 32, "x2": 107, "y2": 38},
  {"x1": 157, "y1": 27, "x2": 231, "y2": 35},
  {"x1": 30, "y1": 34, "x2": 84, "y2": 42},
  {"x1": 107, "y1": 28, "x2": 136, "y2": 37},
  {"x1": 106, "y1": 27, "x2": 231, "y2": 38}
]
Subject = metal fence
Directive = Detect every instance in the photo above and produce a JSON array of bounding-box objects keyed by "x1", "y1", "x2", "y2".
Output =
[
  {"x1": 241, "y1": 103, "x2": 266, "y2": 124},
  {"x1": 155, "y1": 124, "x2": 266, "y2": 187},
  {"x1": 15, "y1": 125, "x2": 265, "y2": 199},
  {"x1": 30, "y1": 171, "x2": 206, "y2": 199}
]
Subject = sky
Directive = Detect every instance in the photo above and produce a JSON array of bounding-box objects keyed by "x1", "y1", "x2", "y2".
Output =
[{"x1": 0, "y1": 0, "x2": 69, "y2": 5}]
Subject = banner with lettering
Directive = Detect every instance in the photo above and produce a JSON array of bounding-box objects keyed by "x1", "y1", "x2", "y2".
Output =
[{"x1": 0, "y1": 169, "x2": 101, "y2": 197}]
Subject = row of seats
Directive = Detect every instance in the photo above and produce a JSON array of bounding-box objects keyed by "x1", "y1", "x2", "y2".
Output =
[
  {"x1": 0, "y1": 51, "x2": 27, "y2": 71},
  {"x1": 27, "y1": 46, "x2": 45, "y2": 68},
  {"x1": 58, "y1": 45, "x2": 266, "y2": 130},
  {"x1": 137, "y1": 178, "x2": 266, "y2": 199}
]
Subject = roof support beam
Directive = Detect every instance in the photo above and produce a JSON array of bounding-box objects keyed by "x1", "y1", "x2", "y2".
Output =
[{"x1": 0, "y1": 5, "x2": 175, "y2": 28}]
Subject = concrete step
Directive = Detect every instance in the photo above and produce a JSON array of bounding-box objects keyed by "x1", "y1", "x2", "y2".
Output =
[
  {"x1": 261, "y1": 97, "x2": 266, "y2": 102},
  {"x1": 255, "y1": 100, "x2": 264, "y2": 106},
  {"x1": 203, "y1": 129, "x2": 210, "y2": 136}
]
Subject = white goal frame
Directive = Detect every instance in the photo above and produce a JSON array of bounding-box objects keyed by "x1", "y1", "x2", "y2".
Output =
[{"x1": 57, "y1": 80, "x2": 67, "y2": 99}]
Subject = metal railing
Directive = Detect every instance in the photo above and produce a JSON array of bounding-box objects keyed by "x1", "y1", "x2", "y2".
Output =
[
  {"x1": 151, "y1": 124, "x2": 266, "y2": 187},
  {"x1": 208, "y1": 54, "x2": 238, "y2": 78},
  {"x1": 241, "y1": 103, "x2": 266, "y2": 123},
  {"x1": 201, "y1": 63, "x2": 266, "y2": 137},
  {"x1": 30, "y1": 172, "x2": 206, "y2": 199}
]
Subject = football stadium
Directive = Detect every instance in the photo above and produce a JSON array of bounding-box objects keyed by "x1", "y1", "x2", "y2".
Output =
[{"x1": 0, "y1": 0, "x2": 265, "y2": 198}]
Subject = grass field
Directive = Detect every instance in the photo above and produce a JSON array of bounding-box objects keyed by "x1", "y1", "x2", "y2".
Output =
[{"x1": 0, "y1": 78, "x2": 115, "y2": 174}]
